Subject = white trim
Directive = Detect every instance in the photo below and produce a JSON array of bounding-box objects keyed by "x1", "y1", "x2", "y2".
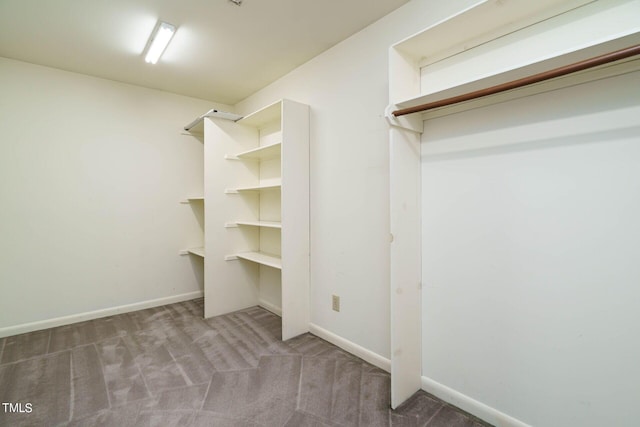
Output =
[
  {"x1": 0, "y1": 291, "x2": 204, "y2": 338},
  {"x1": 421, "y1": 376, "x2": 531, "y2": 427},
  {"x1": 258, "y1": 299, "x2": 282, "y2": 317},
  {"x1": 309, "y1": 323, "x2": 391, "y2": 372}
]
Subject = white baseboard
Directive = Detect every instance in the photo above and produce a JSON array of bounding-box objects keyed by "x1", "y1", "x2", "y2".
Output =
[
  {"x1": 258, "y1": 299, "x2": 282, "y2": 317},
  {"x1": 0, "y1": 290, "x2": 204, "y2": 338},
  {"x1": 309, "y1": 323, "x2": 391, "y2": 373},
  {"x1": 421, "y1": 376, "x2": 531, "y2": 427}
]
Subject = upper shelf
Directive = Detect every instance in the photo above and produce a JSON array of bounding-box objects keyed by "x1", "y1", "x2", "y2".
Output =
[
  {"x1": 234, "y1": 142, "x2": 282, "y2": 161},
  {"x1": 237, "y1": 100, "x2": 282, "y2": 128},
  {"x1": 184, "y1": 109, "x2": 244, "y2": 132},
  {"x1": 392, "y1": 0, "x2": 593, "y2": 63},
  {"x1": 389, "y1": 0, "x2": 640, "y2": 113}
]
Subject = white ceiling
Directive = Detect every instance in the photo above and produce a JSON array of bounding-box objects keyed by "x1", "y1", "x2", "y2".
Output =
[{"x1": 0, "y1": 0, "x2": 409, "y2": 104}]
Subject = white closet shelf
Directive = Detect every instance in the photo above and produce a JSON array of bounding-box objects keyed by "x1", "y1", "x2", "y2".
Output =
[
  {"x1": 394, "y1": 37, "x2": 640, "y2": 113},
  {"x1": 393, "y1": 0, "x2": 593, "y2": 62},
  {"x1": 204, "y1": 99, "x2": 309, "y2": 341},
  {"x1": 238, "y1": 101, "x2": 282, "y2": 128},
  {"x1": 389, "y1": 0, "x2": 640, "y2": 114},
  {"x1": 234, "y1": 220, "x2": 282, "y2": 229},
  {"x1": 235, "y1": 251, "x2": 282, "y2": 269},
  {"x1": 184, "y1": 109, "x2": 243, "y2": 132},
  {"x1": 181, "y1": 196, "x2": 204, "y2": 203},
  {"x1": 229, "y1": 183, "x2": 282, "y2": 193},
  {"x1": 187, "y1": 247, "x2": 205, "y2": 258},
  {"x1": 235, "y1": 142, "x2": 282, "y2": 161}
]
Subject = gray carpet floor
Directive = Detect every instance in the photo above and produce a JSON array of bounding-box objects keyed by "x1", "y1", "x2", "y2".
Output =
[{"x1": 0, "y1": 298, "x2": 490, "y2": 426}]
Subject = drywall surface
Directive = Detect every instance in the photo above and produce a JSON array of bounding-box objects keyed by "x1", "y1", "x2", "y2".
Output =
[
  {"x1": 421, "y1": 70, "x2": 640, "y2": 426},
  {"x1": 235, "y1": 0, "x2": 478, "y2": 358},
  {"x1": 0, "y1": 57, "x2": 228, "y2": 333}
]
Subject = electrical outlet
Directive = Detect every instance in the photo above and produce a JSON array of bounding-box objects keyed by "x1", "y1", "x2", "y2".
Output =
[{"x1": 332, "y1": 295, "x2": 340, "y2": 312}]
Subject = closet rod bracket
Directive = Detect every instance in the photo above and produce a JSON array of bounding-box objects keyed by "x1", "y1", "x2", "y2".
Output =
[{"x1": 384, "y1": 104, "x2": 422, "y2": 134}]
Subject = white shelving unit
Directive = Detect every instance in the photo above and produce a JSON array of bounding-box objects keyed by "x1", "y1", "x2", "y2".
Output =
[{"x1": 203, "y1": 99, "x2": 309, "y2": 340}]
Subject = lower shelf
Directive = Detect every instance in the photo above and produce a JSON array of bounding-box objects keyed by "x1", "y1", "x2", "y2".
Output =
[
  {"x1": 187, "y1": 247, "x2": 205, "y2": 258},
  {"x1": 230, "y1": 183, "x2": 281, "y2": 193},
  {"x1": 235, "y1": 251, "x2": 282, "y2": 269},
  {"x1": 234, "y1": 220, "x2": 282, "y2": 229},
  {"x1": 181, "y1": 196, "x2": 204, "y2": 203}
]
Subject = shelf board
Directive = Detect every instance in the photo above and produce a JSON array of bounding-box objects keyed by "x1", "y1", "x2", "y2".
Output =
[
  {"x1": 390, "y1": 0, "x2": 638, "y2": 114},
  {"x1": 233, "y1": 183, "x2": 281, "y2": 192},
  {"x1": 181, "y1": 196, "x2": 204, "y2": 203},
  {"x1": 393, "y1": 0, "x2": 593, "y2": 62},
  {"x1": 187, "y1": 247, "x2": 205, "y2": 258},
  {"x1": 234, "y1": 220, "x2": 282, "y2": 229},
  {"x1": 235, "y1": 251, "x2": 282, "y2": 269},
  {"x1": 235, "y1": 142, "x2": 282, "y2": 161},
  {"x1": 238, "y1": 101, "x2": 282, "y2": 128},
  {"x1": 395, "y1": 35, "x2": 640, "y2": 116},
  {"x1": 184, "y1": 109, "x2": 243, "y2": 132}
]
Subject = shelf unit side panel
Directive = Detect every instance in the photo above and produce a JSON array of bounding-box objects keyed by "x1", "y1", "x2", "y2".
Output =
[
  {"x1": 204, "y1": 118, "x2": 261, "y2": 318},
  {"x1": 280, "y1": 100, "x2": 311, "y2": 340},
  {"x1": 389, "y1": 127, "x2": 423, "y2": 408},
  {"x1": 259, "y1": 265, "x2": 283, "y2": 315}
]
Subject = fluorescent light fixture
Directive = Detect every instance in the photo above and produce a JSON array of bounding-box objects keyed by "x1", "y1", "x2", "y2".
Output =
[{"x1": 144, "y1": 21, "x2": 176, "y2": 64}]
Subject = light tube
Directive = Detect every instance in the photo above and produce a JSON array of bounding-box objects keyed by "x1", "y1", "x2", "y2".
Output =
[{"x1": 145, "y1": 22, "x2": 176, "y2": 64}]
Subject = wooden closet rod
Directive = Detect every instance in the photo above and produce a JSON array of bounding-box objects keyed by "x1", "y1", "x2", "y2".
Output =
[{"x1": 392, "y1": 44, "x2": 640, "y2": 117}]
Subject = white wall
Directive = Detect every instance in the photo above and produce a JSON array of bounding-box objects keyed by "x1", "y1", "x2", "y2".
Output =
[
  {"x1": 235, "y1": 0, "x2": 478, "y2": 359},
  {"x1": 233, "y1": 0, "x2": 640, "y2": 424},
  {"x1": 421, "y1": 70, "x2": 640, "y2": 426},
  {"x1": 0, "y1": 57, "x2": 230, "y2": 335}
]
